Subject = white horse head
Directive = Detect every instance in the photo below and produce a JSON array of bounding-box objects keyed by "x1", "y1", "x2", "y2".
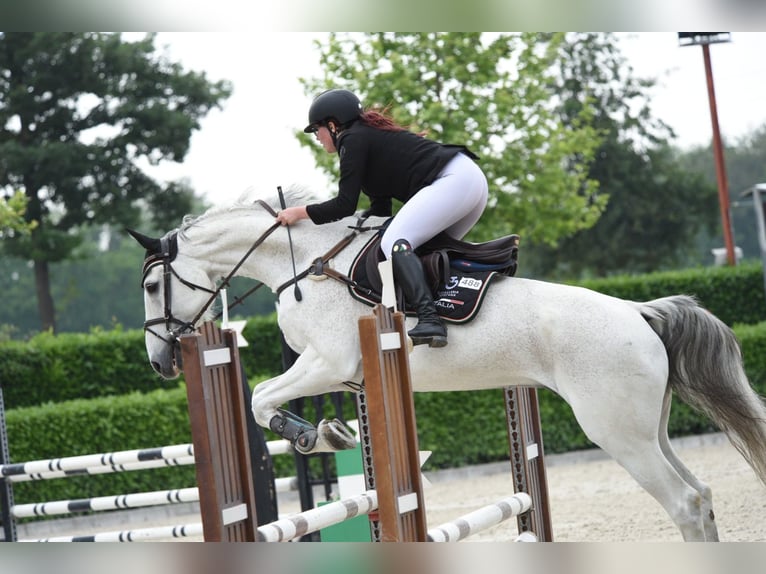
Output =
[
  {"x1": 128, "y1": 186, "x2": 320, "y2": 378},
  {"x1": 127, "y1": 228, "x2": 218, "y2": 378}
]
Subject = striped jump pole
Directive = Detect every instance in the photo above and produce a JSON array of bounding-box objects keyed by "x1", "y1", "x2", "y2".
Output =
[
  {"x1": 0, "y1": 444, "x2": 194, "y2": 479},
  {"x1": 0, "y1": 439, "x2": 291, "y2": 482},
  {"x1": 11, "y1": 477, "x2": 299, "y2": 521},
  {"x1": 426, "y1": 493, "x2": 533, "y2": 542},
  {"x1": 3, "y1": 455, "x2": 195, "y2": 484},
  {"x1": 25, "y1": 522, "x2": 205, "y2": 543},
  {"x1": 257, "y1": 490, "x2": 379, "y2": 542},
  {"x1": 12, "y1": 487, "x2": 200, "y2": 519}
]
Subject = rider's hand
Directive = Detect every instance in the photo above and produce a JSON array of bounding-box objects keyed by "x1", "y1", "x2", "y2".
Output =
[{"x1": 277, "y1": 206, "x2": 309, "y2": 226}]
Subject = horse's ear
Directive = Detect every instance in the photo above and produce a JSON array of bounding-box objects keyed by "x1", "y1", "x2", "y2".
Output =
[{"x1": 126, "y1": 228, "x2": 161, "y2": 254}]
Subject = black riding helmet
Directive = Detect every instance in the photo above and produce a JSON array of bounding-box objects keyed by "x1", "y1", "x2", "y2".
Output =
[{"x1": 303, "y1": 89, "x2": 362, "y2": 133}]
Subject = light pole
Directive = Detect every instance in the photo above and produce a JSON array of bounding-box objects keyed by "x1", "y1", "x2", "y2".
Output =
[{"x1": 678, "y1": 32, "x2": 736, "y2": 266}]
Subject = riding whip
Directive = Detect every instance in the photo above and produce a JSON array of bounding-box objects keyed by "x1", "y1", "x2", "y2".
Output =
[{"x1": 277, "y1": 186, "x2": 303, "y2": 302}]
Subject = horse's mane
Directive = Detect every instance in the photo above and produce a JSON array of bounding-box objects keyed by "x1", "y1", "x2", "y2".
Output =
[{"x1": 178, "y1": 184, "x2": 323, "y2": 238}]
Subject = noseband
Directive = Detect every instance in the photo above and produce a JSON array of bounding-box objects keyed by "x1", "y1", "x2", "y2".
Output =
[{"x1": 141, "y1": 200, "x2": 281, "y2": 345}]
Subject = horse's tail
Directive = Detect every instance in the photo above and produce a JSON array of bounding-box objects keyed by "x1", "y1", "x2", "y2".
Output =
[{"x1": 637, "y1": 294, "x2": 766, "y2": 486}]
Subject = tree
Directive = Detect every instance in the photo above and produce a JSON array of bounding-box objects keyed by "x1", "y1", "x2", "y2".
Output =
[
  {"x1": 677, "y1": 124, "x2": 766, "y2": 262},
  {"x1": 524, "y1": 33, "x2": 719, "y2": 278},
  {"x1": 0, "y1": 33, "x2": 231, "y2": 332},
  {"x1": 0, "y1": 189, "x2": 35, "y2": 235},
  {"x1": 298, "y1": 32, "x2": 606, "y2": 246}
]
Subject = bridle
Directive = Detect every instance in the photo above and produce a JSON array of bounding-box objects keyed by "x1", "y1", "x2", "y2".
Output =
[
  {"x1": 140, "y1": 198, "x2": 376, "y2": 347},
  {"x1": 140, "y1": 200, "x2": 281, "y2": 345}
]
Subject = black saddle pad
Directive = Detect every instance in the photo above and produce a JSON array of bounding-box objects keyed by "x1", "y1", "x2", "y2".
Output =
[{"x1": 431, "y1": 268, "x2": 500, "y2": 323}]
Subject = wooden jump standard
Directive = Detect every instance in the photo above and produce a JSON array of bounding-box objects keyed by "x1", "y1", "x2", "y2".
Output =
[
  {"x1": 358, "y1": 303, "x2": 553, "y2": 542},
  {"x1": 358, "y1": 304, "x2": 428, "y2": 541},
  {"x1": 180, "y1": 322, "x2": 259, "y2": 541}
]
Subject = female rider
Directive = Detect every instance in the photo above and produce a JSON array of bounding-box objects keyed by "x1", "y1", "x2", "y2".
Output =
[{"x1": 276, "y1": 89, "x2": 488, "y2": 348}]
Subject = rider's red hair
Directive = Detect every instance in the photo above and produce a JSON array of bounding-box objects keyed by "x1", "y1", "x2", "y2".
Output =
[{"x1": 359, "y1": 108, "x2": 427, "y2": 136}]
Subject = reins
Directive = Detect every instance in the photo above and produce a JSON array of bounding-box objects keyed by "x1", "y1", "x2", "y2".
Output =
[
  {"x1": 274, "y1": 218, "x2": 382, "y2": 299},
  {"x1": 142, "y1": 198, "x2": 381, "y2": 345},
  {"x1": 185, "y1": 218, "x2": 281, "y2": 333}
]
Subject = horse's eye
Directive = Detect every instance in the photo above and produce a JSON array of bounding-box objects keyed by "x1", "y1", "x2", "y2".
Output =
[{"x1": 144, "y1": 281, "x2": 159, "y2": 294}]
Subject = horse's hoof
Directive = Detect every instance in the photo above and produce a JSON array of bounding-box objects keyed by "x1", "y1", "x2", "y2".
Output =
[{"x1": 317, "y1": 418, "x2": 357, "y2": 451}]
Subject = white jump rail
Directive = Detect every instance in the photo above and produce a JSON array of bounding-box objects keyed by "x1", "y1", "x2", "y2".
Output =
[
  {"x1": 5, "y1": 456, "x2": 196, "y2": 483},
  {"x1": 426, "y1": 492, "x2": 533, "y2": 542},
  {"x1": 12, "y1": 476, "x2": 298, "y2": 520},
  {"x1": 0, "y1": 444, "x2": 194, "y2": 478},
  {"x1": 0, "y1": 440, "x2": 291, "y2": 480},
  {"x1": 24, "y1": 522, "x2": 205, "y2": 542},
  {"x1": 12, "y1": 487, "x2": 200, "y2": 518},
  {"x1": 257, "y1": 490, "x2": 380, "y2": 542}
]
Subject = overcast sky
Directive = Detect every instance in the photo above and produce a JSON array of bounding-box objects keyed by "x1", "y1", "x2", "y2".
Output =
[{"x1": 139, "y1": 32, "x2": 766, "y2": 206}]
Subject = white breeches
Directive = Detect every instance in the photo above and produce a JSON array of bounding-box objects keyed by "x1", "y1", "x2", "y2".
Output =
[{"x1": 380, "y1": 152, "x2": 488, "y2": 258}]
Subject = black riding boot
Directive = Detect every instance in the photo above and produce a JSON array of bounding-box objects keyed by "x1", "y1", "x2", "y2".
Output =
[{"x1": 391, "y1": 239, "x2": 448, "y2": 348}]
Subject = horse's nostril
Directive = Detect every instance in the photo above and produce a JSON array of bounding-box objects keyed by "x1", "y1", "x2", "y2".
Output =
[{"x1": 150, "y1": 361, "x2": 162, "y2": 374}]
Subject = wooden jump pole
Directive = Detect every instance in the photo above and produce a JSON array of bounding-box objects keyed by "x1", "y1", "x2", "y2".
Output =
[
  {"x1": 180, "y1": 321, "x2": 258, "y2": 541},
  {"x1": 358, "y1": 304, "x2": 428, "y2": 542}
]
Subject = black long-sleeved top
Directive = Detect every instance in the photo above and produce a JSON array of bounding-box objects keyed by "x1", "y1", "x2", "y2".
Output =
[{"x1": 306, "y1": 122, "x2": 476, "y2": 224}]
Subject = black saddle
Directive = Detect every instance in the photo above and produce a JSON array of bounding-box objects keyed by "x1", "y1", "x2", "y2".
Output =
[{"x1": 348, "y1": 229, "x2": 520, "y2": 324}]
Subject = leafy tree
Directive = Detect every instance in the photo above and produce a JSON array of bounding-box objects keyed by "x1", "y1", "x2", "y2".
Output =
[
  {"x1": 0, "y1": 33, "x2": 232, "y2": 332},
  {"x1": 0, "y1": 238, "x2": 277, "y2": 339},
  {"x1": 0, "y1": 189, "x2": 35, "y2": 235},
  {"x1": 298, "y1": 32, "x2": 606, "y2": 246},
  {"x1": 677, "y1": 124, "x2": 766, "y2": 262},
  {"x1": 524, "y1": 33, "x2": 719, "y2": 278}
]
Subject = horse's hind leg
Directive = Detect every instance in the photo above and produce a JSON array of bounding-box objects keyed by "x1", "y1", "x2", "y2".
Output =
[
  {"x1": 657, "y1": 388, "x2": 718, "y2": 540},
  {"x1": 656, "y1": 433, "x2": 718, "y2": 540},
  {"x1": 569, "y1": 385, "x2": 713, "y2": 541},
  {"x1": 608, "y1": 444, "x2": 712, "y2": 540}
]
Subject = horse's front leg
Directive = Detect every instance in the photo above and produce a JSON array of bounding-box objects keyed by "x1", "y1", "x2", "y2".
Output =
[{"x1": 250, "y1": 346, "x2": 359, "y2": 455}]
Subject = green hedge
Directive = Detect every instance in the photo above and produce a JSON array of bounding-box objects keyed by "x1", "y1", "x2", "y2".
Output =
[
  {"x1": 6, "y1": 321, "x2": 766, "y2": 507},
  {"x1": 0, "y1": 315, "x2": 284, "y2": 409},
  {"x1": 0, "y1": 329, "x2": 175, "y2": 409},
  {"x1": 3, "y1": 385, "x2": 334, "y2": 509},
  {"x1": 577, "y1": 260, "x2": 766, "y2": 326}
]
